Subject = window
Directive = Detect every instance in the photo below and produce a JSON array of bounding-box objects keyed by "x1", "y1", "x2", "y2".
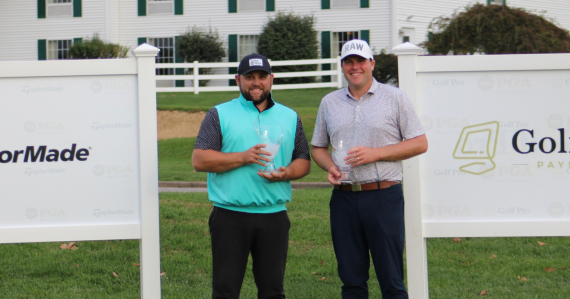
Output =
[
  {"x1": 238, "y1": 0, "x2": 264, "y2": 12},
  {"x1": 239, "y1": 35, "x2": 259, "y2": 60},
  {"x1": 332, "y1": 32, "x2": 359, "y2": 59},
  {"x1": 47, "y1": 0, "x2": 73, "y2": 17},
  {"x1": 148, "y1": 0, "x2": 173, "y2": 14},
  {"x1": 400, "y1": 28, "x2": 415, "y2": 44},
  {"x1": 149, "y1": 37, "x2": 175, "y2": 87},
  {"x1": 332, "y1": 0, "x2": 358, "y2": 8},
  {"x1": 47, "y1": 40, "x2": 72, "y2": 60}
]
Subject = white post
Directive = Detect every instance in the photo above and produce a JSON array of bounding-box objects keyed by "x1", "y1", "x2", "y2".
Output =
[
  {"x1": 132, "y1": 44, "x2": 162, "y2": 299},
  {"x1": 337, "y1": 57, "x2": 343, "y2": 89},
  {"x1": 193, "y1": 60, "x2": 199, "y2": 95},
  {"x1": 393, "y1": 42, "x2": 429, "y2": 299}
]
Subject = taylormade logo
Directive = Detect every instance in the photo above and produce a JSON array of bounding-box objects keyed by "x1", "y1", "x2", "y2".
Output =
[{"x1": 0, "y1": 144, "x2": 90, "y2": 163}]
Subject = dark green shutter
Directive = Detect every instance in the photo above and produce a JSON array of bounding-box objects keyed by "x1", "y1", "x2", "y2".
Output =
[
  {"x1": 228, "y1": 0, "x2": 237, "y2": 13},
  {"x1": 360, "y1": 0, "x2": 369, "y2": 8},
  {"x1": 266, "y1": 0, "x2": 275, "y2": 11},
  {"x1": 138, "y1": 0, "x2": 146, "y2": 16},
  {"x1": 73, "y1": 37, "x2": 82, "y2": 44},
  {"x1": 38, "y1": 0, "x2": 46, "y2": 18},
  {"x1": 175, "y1": 36, "x2": 184, "y2": 87},
  {"x1": 428, "y1": 32, "x2": 434, "y2": 41},
  {"x1": 486, "y1": 0, "x2": 490, "y2": 4},
  {"x1": 38, "y1": 40, "x2": 47, "y2": 60},
  {"x1": 321, "y1": 31, "x2": 331, "y2": 83},
  {"x1": 138, "y1": 37, "x2": 147, "y2": 45},
  {"x1": 228, "y1": 34, "x2": 238, "y2": 86},
  {"x1": 174, "y1": 0, "x2": 183, "y2": 15},
  {"x1": 360, "y1": 30, "x2": 370, "y2": 45},
  {"x1": 73, "y1": 0, "x2": 82, "y2": 17},
  {"x1": 321, "y1": 0, "x2": 330, "y2": 9}
]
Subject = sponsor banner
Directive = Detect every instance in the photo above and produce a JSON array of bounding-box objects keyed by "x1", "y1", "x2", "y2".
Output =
[
  {"x1": 417, "y1": 70, "x2": 570, "y2": 222},
  {"x1": 0, "y1": 75, "x2": 141, "y2": 227}
]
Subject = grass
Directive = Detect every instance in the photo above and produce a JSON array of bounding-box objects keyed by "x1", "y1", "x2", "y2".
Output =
[
  {"x1": 1, "y1": 189, "x2": 569, "y2": 298},
  {"x1": 157, "y1": 88, "x2": 336, "y2": 182}
]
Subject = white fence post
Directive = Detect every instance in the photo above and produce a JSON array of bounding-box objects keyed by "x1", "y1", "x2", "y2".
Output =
[
  {"x1": 133, "y1": 43, "x2": 162, "y2": 299},
  {"x1": 193, "y1": 60, "x2": 199, "y2": 95},
  {"x1": 393, "y1": 42, "x2": 429, "y2": 299},
  {"x1": 337, "y1": 57, "x2": 343, "y2": 89}
]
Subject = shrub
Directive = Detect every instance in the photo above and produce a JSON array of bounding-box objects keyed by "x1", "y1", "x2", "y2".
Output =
[
  {"x1": 258, "y1": 12, "x2": 319, "y2": 84},
  {"x1": 373, "y1": 50, "x2": 398, "y2": 86},
  {"x1": 422, "y1": 4, "x2": 570, "y2": 55},
  {"x1": 177, "y1": 26, "x2": 226, "y2": 86},
  {"x1": 68, "y1": 33, "x2": 129, "y2": 59}
]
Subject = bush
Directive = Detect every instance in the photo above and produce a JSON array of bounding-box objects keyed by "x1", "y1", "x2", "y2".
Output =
[
  {"x1": 69, "y1": 33, "x2": 129, "y2": 59},
  {"x1": 373, "y1": 50, "x2": 398, "y2": 86},
  {"x1": 422, "y1": 4, "x2": 570, "y2": 55},
  {"x1": 177, "y1": 26, "x2": 226, "y2": 86},
  {"x1": 258, "y1": 12, "x2": 319, "y2": 84}
]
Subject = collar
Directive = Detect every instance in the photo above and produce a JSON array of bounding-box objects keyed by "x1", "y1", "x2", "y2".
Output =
[
  {"x1": 238, "y1": 92, "x2": 276, "y2": 112},
  {"x1": 345, "y1": 78, "x2": 380, "y2": 100}
]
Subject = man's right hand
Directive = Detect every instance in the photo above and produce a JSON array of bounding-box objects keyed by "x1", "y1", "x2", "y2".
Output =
[
  {"x1": 328, "y1": 165, "x2": 342, "y2": 185},
  {"x1": 242, "y1": 144, "x2": 272, "y2": 167}
]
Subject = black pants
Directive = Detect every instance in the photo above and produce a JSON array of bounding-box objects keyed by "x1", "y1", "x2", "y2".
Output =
[
  {"x1": 330, "y1": 184, "x2": 408, "y2": 299},
  {"x1": 209, "y1": 207, "x2": 290, "y2": 299}
]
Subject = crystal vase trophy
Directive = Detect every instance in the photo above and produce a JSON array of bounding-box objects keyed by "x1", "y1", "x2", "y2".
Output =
[
  {"x1": 331, "y1": 129, "x2": 354, "y2": 183},
  {"x1": 255, "y1": 116, "x2": 283, "y2": 175}
]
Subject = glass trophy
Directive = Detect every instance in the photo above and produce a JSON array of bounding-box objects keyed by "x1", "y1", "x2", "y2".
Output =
[
  {"x1": 255, "y1": 116, "x2": 283, "y2": 175},
  {"x1": 331, "y1": 128, "x2": 355, "y2": 184}
]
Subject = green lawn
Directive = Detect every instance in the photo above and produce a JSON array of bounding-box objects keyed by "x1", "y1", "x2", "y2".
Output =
[
  {"x1": 157, "y1": 89, "x2": 335, "y2": 182},
  {"x1": 2, "y1": 189, "x2": 569, "y2": 298}
]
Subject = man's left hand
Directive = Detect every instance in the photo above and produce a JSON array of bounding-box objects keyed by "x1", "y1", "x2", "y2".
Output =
[
  {"x1": 258, "y1": 166, "x2": 288, "y2": 182},
  {"x1": 346, "y1": 146, "x2": 378, "y2": 167}
]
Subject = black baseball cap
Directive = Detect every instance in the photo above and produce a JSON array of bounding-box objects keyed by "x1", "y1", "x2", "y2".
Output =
[{"x1": 238, "y1": 53, "x2": 272, "y2": 75}]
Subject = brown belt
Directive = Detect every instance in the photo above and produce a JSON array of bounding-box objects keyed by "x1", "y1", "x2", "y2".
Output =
[{"x1": 333, "y1": 181, "x2": 400, "y2": 192}]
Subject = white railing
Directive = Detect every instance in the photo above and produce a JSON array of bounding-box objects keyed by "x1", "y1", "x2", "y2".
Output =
[{"x1": 155, "y1": 57, "x2": 343, "y2": 94}]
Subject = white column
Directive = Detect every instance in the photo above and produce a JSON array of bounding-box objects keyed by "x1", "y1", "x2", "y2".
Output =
[
  {"x1": 391, "y1": 0, "x2": 399, "y2": 50},
  {"x1": 337, "y1": 57, "x2": 342, "y2": 89},
  {"x1": 194, "y1": 60, "x2": 200, "y2": 95},
  {"x1": 393, "y1": 42, "x2": 429, "y2": 299},
  {"x1": 132, "y1": 44, "x2": 162, "y2": 299}
]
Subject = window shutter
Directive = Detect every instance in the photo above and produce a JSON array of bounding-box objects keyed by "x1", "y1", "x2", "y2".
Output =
[
  {"x1": 73, "y1": 37, "x2": 83, "y2": 45},
  {"x1": 228, "y1": 34, "x2": 238, "y2": 86},
  {"x1": 73, "y1": 0, "x2": 82, "y2": 17},
  {"x1": 228, "y1": 0, "x2": 237, "y2": 13},
  {"x1": 138, "y1": 0, "x2": 146, "y2": 16},
  {"x1": 38, "y1": 40, "x2": 47, "y2": 60},
  {"x1": 38, "y1": 0, "x2": 46, "y2": 18},
  {"x1": 138, "y1": 37, "x2": 147, "y2": 45},
  {"x1": 321, "y1": 31, "x2": 331, "y2": 83},
  {"x1": 175, "y1": 36, "x2": 185, "y2": 87},
  {"x1": 321, "y1": 0, "x2": 330, "y2": 10},
  {"x1": 360, "y1": 30, "x2": 370, "y2": 45},
  {"x1": 360, "y1": 0, "x2": 369, "y2": 8},
  {"x1": 266, "y1": 0, "x2": 275, "y2": 12},
  {"x1": 175, "y1": 0, "x2": 183, "y2": 15}
]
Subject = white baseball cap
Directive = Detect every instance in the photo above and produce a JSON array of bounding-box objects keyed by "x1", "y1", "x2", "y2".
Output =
[{"x1": 340, "y1": 39, "x2": 374, "y2": 61}]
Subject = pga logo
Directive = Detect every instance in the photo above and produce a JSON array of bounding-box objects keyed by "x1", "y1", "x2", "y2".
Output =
[
  {"x1": 24, "y1": 121, "x2": 63, "y2": 133},
  {"x1": 26, "y1": 207, "x2": 65, "y2": 219},
  {"x1": 93, "y1": 164, "x2": 133, "y2": 176}
]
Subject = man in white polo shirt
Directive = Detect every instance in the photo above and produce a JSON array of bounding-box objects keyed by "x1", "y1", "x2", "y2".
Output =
[{"x1": 311, "y1": 40, "x2": 428, "y2": 298}]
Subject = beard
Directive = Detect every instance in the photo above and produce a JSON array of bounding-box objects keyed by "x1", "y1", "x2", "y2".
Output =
[{"x1": 239, "y1": 84, "x2": 272, "y2": 105}]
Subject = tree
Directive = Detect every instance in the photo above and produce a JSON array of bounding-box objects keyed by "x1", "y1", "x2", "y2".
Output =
[
  {"x1": 177, "y1": 26, "x2": 226, "y2": 86},
  {"x1": 422, "y1": 4, "x2": 570, "y2": 55},
  {"x1": 68, "y1": 33, "x2": 129, "y2": 59},
  {"x1": 258, "y1": 12, "x2": 319, "y2": 84},
  {"x1": 373, "y1": 50, "x2": 399, "y2": 86}
]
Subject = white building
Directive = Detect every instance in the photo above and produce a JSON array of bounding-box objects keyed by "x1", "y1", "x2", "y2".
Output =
[{"x1": 1, "y1": 0, "x2": 569, "y2": 85}]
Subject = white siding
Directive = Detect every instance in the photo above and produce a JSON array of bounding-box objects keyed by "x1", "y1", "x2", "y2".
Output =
[{"x1": 0, "y1": 0, "x2": 108, "y2": 61}]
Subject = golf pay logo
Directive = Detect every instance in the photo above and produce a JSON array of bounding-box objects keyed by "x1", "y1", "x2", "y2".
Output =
[
  {"x1": 453, "y1": 121, "x2": 500, "y2": 175},
  {"x1": 249, "y1": 59, "x2": 263, "y2": 66}
]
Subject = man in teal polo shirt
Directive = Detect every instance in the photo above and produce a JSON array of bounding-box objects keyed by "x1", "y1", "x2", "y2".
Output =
[{"x1": 192, "y1": 53, "x2": 311, "y2": 299}]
